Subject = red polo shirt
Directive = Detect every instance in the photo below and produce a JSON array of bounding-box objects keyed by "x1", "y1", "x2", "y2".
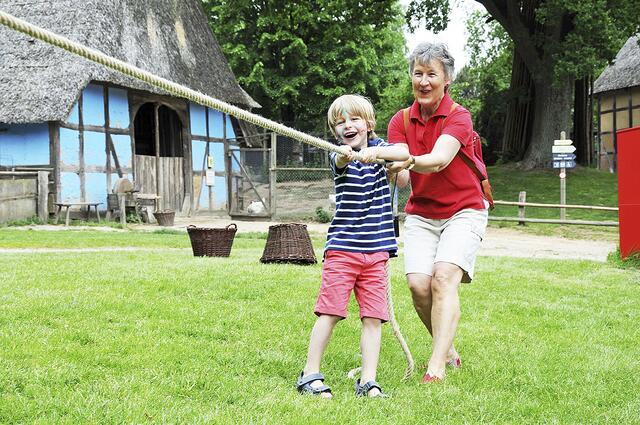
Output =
[{"x1": 388, "y1": 93, "x2": 485, "y2": 219}]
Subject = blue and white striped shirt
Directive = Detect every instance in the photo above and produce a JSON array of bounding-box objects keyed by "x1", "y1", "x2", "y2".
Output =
[{"x1": 325, "y1": 138, "x2": 397, "y2": 255}]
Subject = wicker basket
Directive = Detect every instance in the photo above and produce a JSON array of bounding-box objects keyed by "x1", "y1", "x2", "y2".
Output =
[
  {"x1": 187, "y1": 224, "x2": 237, "y2": 257},
  {"x1": 153, "y1": 210, "x2": 175, "y2": 226},
  {"x1": 260, "y1": 223, "x2": 317, "y2": 265}
]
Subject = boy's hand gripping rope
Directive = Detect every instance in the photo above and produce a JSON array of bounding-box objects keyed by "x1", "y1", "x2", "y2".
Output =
[{"x1": 0, "y1": 9, "x2": 414, "y2": 379}]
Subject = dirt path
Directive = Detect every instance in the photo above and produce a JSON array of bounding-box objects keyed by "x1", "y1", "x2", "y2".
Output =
[
  {"x1": 3, "y1": 217, "x2": 617, "y2": 262},
  {"x1": 161, "y1": 217, "x2": 617, "y2": 262}
]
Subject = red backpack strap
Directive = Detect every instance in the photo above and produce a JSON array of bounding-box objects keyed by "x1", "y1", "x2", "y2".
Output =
[{"x1": 446, "y1": 103, "x2": 495, "y2": 210}]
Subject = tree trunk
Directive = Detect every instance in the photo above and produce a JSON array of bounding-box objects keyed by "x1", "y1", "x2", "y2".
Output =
[
  {"x1": 573, "y1": 76, "x2": 593, "y2": 166},
  {"x1": 520, "y1": 75, "x2": 574, "y2": 169},
  {"x1": 501, "y1": 51, "x2": 534, "y2": 161}
]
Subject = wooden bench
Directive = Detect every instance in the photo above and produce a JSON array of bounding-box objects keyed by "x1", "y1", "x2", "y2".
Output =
[{"x1": 54, "y1": 202, "x2": 102, "y2": 226}]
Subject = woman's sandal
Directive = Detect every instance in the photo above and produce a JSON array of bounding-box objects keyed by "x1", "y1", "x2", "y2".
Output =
[
  {"x1": 355, "y1": 379, "x2": 389, "y2": 398},
  {"x1": 296, "y1": 372, "x2": 332, "y2": 397}
]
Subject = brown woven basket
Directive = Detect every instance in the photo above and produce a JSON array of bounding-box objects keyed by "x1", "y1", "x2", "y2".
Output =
[
  {"x1": 260, "y1": 223, "x2": 317, "y2": 265},
  {"x1": 153, "y1": 210, "x2": 175, "y2": 226},
  {"x1": 187, "y1": 224, "x2": 237, "y2": 257}
]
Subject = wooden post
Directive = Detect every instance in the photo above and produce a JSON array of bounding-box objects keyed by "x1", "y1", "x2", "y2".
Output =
[
  {"x1": 206, "y1": 109, "x2": 213, "y2": 211},
  {"x1": 79, "y1": 92, "x2": 86, "y2": 202},
  {"x1": 269, "y1": 132, "x2": 277, "y2": 216},
  {"x1": 37, "y1": 171, "x2": 49, "y2": 222},
  {"x1": 559, "y1": 131, "x2": 567, "y2": 221},
  {"x1": 118, "y1": 193, "x2": 126, "y2": 225},
  {"x1": 154, "y1": 104, "x2": 162, "y2": 211},
  {"x1": 518, "y1": 191, "x2": 526, "y2": 226}
]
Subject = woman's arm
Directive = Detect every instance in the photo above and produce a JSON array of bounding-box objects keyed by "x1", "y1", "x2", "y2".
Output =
[
  {"x1": 386, "y1": 136, "x2": 460, "y2": 174},
  {"x1": 409, "y1": 134, "x2": 460, "y2": 173},
  {"x1": 358, "y1": 144, "x2": 409, "y2": 163}
]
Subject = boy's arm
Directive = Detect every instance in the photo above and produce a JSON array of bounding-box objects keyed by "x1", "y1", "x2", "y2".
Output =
[{"x1": 386, "y1": 137, "x2": 460, "y2": 174}]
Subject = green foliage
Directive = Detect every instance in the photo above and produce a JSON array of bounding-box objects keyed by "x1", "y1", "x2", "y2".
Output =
[
  {"x1": 535, "y1": 0, "x2": 640, "y2": 80},
  {"x1": 452, "y1": 11, "x2": 513, "y2": 164},
  {"x1": 205, "y1": 0, "x2": 409, "y2": 134},
  {"x1": 314, "y1": 206, "x2": 332, "y2": 223},
  {"x1": 126, "y1": 213, "x2": 144, "y2": 224}
]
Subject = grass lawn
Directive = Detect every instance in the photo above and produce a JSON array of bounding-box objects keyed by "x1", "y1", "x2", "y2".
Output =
[
  {"x1": 486, "y1": 165, "x2": 620, "y2": 241},
  {"x1": 1, "y1": 230, "x2": 639, "y2": 424}
]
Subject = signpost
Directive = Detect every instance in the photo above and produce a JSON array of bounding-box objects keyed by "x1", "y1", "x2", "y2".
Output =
[{"x1": 552, "y1": 131, "x2": 576, "y2": 220}]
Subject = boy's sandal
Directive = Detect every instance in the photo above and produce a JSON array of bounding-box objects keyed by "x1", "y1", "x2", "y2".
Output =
[
  {"x1": 355, "y1": 379, "x2": 389, "y2": 398},
  {"x1": 296, "y1": 372, "x2": 332, "y2": 396}
]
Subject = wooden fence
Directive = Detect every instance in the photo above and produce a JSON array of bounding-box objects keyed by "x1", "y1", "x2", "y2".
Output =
[
  {"x1": 489, "y1": 191, "x2": 618, "y2": 227},
  {"x1": 0, "y1": 170, "x2": 50, "y2": 223}
]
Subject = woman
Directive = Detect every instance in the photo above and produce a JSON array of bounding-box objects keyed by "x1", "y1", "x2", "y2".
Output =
[{"x1": 387, "y1": 42, "x2": 489, "y2": 383}]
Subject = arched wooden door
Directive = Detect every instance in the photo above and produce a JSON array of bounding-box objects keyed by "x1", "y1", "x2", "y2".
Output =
[{"x1": 133, "y1": 103, "x2": 184, "y2": 211}]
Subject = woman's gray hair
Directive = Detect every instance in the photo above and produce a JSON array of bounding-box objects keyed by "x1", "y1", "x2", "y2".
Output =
[{"x1": 409, "y1": 42, "x2": 455, "y2": 80}]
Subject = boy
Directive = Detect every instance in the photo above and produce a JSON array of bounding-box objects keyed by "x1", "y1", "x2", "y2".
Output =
[{"x1": 296, "y1": 94, "x2": 409, "y2": 398}]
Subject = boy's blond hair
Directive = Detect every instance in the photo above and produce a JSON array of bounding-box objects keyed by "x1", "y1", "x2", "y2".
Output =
[{"x1": 327, "y1": 94, "x2": 377, "y2": 140}]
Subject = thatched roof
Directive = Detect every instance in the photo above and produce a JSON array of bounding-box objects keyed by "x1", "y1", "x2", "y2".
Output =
[
  {"x1": 0, "y1": 0, "x2": 259, "y2": 124},
  {"x1": 593, "y1": 35, "x2": 640, "y2": 95}
]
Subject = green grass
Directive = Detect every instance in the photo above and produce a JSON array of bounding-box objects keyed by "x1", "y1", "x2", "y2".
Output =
[
  {"x1": 487, "y1": 165, "x2": 620, "y2": 241},
  {"x1": 488, "y1": 164, "x2": 618, "y2": 220},
  {"x1": 608, "y1": 249, "x2": 640, "y2": 270},
  {"x1": 1, "y1": 231, "x2": 639, "y2": 423}
]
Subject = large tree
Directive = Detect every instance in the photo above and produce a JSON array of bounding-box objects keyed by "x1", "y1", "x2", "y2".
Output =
[
  {"x1": 452, "y1": 11, "x2": 513, "y2": 164},
  {"x1": 204, "y1": 0, "x2": 408, "y2": 134},
  {"x1": 408, "y1": 0, "x2": 640, "y2": 168}
]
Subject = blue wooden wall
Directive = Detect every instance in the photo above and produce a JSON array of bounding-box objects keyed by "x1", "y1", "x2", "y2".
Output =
[
  {"x1": 60, "y1": 83, "x2": 133, "y2": 204},
  {"x1": 0, "y1": 123, "x2": 49, "y2": 166},
  {"x1": 2, "y1": 82, "x2": 239, "y2": 212},
  {"x1": 189, "y1": 103, "x2": 236, "y2": 208}
]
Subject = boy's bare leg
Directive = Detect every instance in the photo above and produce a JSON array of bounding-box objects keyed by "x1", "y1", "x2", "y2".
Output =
[
  {"x1": 427, "y1": 263, "x2": 463, "y2": 378},
  {"x1": 303, "y1": 314, "x2": 341, "y2": 397},
  {"x1": 360, "y1": 317, "x2": 382, "y2": 397},
  {"x1": 407, "y1": 273, "x2": 460, "y2": 365}
]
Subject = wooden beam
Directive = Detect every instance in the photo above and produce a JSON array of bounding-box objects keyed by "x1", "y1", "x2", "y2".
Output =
[
  {"x1": 60, "y1": 122, "x2": 129, "y2": 135},
  {"x1": 37, "y1": 171, "x2": 49, "y2": 221}
]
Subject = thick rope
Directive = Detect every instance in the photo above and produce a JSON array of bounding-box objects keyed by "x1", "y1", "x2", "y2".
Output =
[
  {"x1": 385, "y1": 261, "x2": 415, "y2": 380},
  {"x1": 0, "y1": 9, "x2": 413, "y2": 378},
  {"x1": 347, "y1": 261, "x2": 414, "y2": 381}
]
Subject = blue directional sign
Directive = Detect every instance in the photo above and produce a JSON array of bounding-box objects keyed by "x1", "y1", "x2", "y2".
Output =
[
  {"x1": 553, "y1": 153, "x2": 576, "y2": 161},
  {"x1": 553, "y1": 160, "x2": 576, "y2": 169}
]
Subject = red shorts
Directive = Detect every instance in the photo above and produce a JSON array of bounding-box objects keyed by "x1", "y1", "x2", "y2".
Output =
[{"x1": 314, "y1": 250, "x2": 390, "y2": 322}]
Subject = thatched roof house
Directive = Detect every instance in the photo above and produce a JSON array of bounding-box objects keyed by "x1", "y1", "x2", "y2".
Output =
[
  {"x1": 0, "y1": 0, "x2": 265, "y2": 220},
  {"x1": 0, "y1": 0, "x2": 258, "y2": 124},
  {"x1": 592, "y1": 35, "x2": 640, "y2": 171},
  {"x1": 594, "y1": 36, "x2": 640, "y2": 95}
]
